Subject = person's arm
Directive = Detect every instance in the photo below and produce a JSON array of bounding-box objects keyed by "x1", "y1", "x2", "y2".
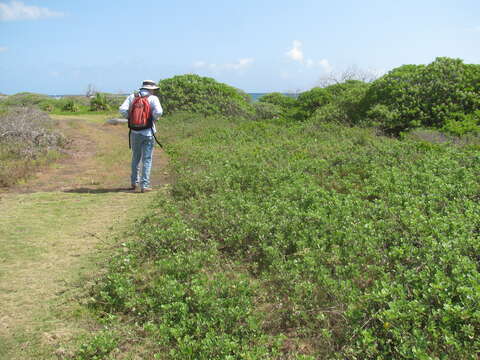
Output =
[
  {"x1": 119, "y1": 94, "x2": 134, "y2": 118},
  {"x1": 150, "y1": 96, "x2": 163, "y2": 121}
]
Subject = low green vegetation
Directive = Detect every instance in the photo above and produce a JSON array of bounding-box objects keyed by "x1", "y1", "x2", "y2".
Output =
[
  {"x1": 75, "y1": 109, "x2": 480, "y2": 358},
  {"x1": 0, "y1": 92, "x2": 122, "y2": 116}
]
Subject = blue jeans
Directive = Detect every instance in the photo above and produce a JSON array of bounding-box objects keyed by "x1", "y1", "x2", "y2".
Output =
[{"x1": 130, "y1": 132, "x2": 154, "y2": 188}]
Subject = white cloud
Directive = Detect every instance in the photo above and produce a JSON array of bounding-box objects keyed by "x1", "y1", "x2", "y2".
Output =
[
  {"x1": 193, "y1": 58, "x2": 254, "y2": 72},
  {"x1": 0, "y1": 46, "x2": 7, "y2": 52},
  {"x1": 286, "y1": 41, "x2": 332, "y2": 73},
  {"x1": 193, "y1": 61, "x2": 207, "y2": 68},
  {"x1": 0, "y1": 1, "x2": 64, "y2": 21},
  {"x1": 318, "y1": 59, "x2": 332, "y2": 73},
  {"x1": 286, "y1": 40, "x2": 304, "y2": 63},
  {"x1": 225, "y1": 58, "x2": 254, "y2": 70}
]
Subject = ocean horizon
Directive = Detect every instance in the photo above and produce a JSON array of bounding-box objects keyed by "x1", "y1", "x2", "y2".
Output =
[{"x1": 48, "y1": 93, "x2": 298, "y2": 102}]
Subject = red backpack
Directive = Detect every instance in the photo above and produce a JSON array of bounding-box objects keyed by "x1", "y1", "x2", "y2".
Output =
[
  {"x1": 128, "y1": 93, "x2": 152, "y2": 130},
  {"x1": 127, "y1": 93, "x2": 163, "y2": 149}
]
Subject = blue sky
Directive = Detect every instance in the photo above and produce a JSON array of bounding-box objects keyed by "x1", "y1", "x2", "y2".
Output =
[{"x1": 0, "y1": 0, "x2": 479, "y2": 94}]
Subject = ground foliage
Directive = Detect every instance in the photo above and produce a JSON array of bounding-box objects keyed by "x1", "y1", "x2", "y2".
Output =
[{"x1": 79, "y1": 113, "x2": 480, "y2": 359}]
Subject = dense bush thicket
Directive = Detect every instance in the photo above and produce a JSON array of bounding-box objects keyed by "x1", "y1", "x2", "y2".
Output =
[
  {"x1": 257, "y1": 57, "x2": 480, "y2": 135},
  {"x1": 363, "y1": 57, "x2": 480, "y2": 134},
  {"x1": 77, "y1": 114, "x2": 480, "y2": 359},
  {"x1": 157, "y1": 74, "x2": 254, "y2": 118},
  {"x1": 258, "y1": 92, "x2": 297, "y2": 111},
  {"x1": 258, "y1": 81, "x2": 369, "y2": 124},
  {"x1": 0, "y1": 107, "x2": 66, "y2": 186}
]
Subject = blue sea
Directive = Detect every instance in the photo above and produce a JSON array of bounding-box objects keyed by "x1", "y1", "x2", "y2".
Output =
[{"x1": 249, "y1": 93, "x2": 267, "y2": 102}]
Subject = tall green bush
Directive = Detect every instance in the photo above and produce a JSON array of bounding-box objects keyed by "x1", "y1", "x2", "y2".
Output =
[
  {"x1": 312, "y1": 80, "x2": 370, "y2": 125},
  {"x1": 157, "y1": 74, "x2": 254, "y2": 118},
  {"x1": 258, "y1": 92, "x2": 297, "y2": 110},
  {"x1": 363, "y1": 57, "x2": 480, "y2": 134},
  {"x1": 293, "y1": 87, "x2": 333, "y2": 120}
]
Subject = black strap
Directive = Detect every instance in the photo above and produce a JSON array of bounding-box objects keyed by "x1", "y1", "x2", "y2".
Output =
[
  {"x1": 129, "y1": 128, "x2": 163, "y2": 150},
  {"x1": 152, "y1": 131, "x2": 163, "y2": 148}
]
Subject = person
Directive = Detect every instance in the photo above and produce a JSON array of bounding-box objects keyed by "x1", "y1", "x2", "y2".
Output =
[{"x1": 119, "y1": 80, "x2": 163, "y2": 192}]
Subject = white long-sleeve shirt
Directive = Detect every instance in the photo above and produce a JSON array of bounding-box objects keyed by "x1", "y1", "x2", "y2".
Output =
[{"x1": 119, "y1": 90, "x2": 163, "y2": 136}]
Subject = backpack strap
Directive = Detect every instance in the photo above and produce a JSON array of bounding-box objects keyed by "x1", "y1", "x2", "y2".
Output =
[{"x1": 152, "y1": 131, "x2": 163, "y2": 149}]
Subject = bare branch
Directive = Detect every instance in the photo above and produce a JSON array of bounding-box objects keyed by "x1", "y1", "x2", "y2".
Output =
[{"x1": 317, "y1": 65, "x2": 381, "y2": 87}]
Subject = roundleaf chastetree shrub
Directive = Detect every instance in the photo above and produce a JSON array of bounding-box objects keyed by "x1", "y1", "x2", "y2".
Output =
[
  {"x1": 361, "y1": 64, "x2": 425, "y2": 134},
  {"x1": 252, "y1": 102, "x2": 283, "y2": 120},
  {"x1": 293, "y1": 87, "x2": 333, "y2": 121},
  {"x1": 258, "y1": 92, "x2": 297, "y2": 110},
  {"x1": 362, "y1": 57, "x2": 480, "y2": 134},
  {"x1": 320, "y1": 80, "x2": 370, "y2": 125},
  {"x1": 157, "y1": 74, "x2": 254, "y2": 118}
]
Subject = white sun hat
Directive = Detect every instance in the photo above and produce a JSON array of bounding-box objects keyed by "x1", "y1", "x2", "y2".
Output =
[{"x1": 140, "y1": 80, "x2": 159, "y2": 90}]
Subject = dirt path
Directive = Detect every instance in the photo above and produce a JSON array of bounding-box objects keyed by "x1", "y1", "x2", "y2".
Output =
[{"x1": 0, "y1": 114, "x2": 170, "y2": 359}]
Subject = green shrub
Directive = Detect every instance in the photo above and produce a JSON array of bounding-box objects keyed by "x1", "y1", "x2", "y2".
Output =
[
  {"x1": 157, "y1": 74, "x2": 254, "y2": 118},
  {"x1": 73, "y1": 331, "x2": 118, "y2": 360},
  {"x1": 293, "y1": 87, "x2": 333, "y2": 120},
  {"x1": 39, "y1": 100, "x2": 56, "y2": 112},
  {"x1": 252, "y1": 102, "x2": 282, "y2": 120},
  {"x1": 236, "y1": 88, "x2": 253, "y2": 103},
  {"x1": 258, "y1": 92, "x2": 297, "y2": 110},
  {"x1": 363, "y1": 57, "x2": 480, "y2": 134},
  {"x1": 62, "y1": 99, "x2": 80, "y2": 112},
  {"x1": 312, "y1": 80, "x2": 370, "y2": 125},
  {"x1": 90, "y1": 93, "x2": 111, "y2": 111},
  {"x1": 442, "y1": 110, "x2": 480, "y2": 136}
]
